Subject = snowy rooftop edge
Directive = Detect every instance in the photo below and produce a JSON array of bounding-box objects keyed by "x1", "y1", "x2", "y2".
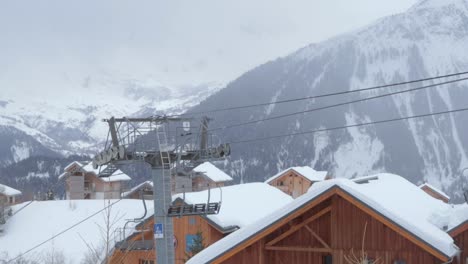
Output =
[
  {"x1": 265, "y1": 166, "x2": 328, "y2": 184},
  {"x1": 419, "y1": 183, "x2": 450, "y2": 200},
  {"x1": 188, "y1": 175, "x2": 458, "y2": 264},
  {"x1": 193, "y1": 162, "x2": 233, "y2": 182},
  {"x1": 172, "y1": 183, "x2": 293, "y2": 230},
  {"x1": 123, "y1": 181, "x2": 153, "y2": 197},
  {"x1": 0, "y1": 183, "x2": 22, "y2": 196}
]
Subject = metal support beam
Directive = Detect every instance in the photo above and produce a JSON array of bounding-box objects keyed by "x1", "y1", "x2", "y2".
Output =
[
  {"x1": 108, "y1": 117, "x2": 120, "y2": 148},
  {"x1": 152, "y1": 168, "x2": 175, "y2": 264}
]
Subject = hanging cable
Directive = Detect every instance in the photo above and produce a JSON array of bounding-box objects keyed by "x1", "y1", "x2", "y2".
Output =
[
  {"x1": 229, "y1": 107, "x2": 468, "y2": 144},
  {"x1": 207, "y1": 77, "x2": 468, "y2": 132},
  {"x1": 172, "y1": 70, "x2": 468, "y2": 117}
]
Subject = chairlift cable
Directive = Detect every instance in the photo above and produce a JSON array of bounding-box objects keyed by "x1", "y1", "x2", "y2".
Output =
[
  {"x1": 171, "y1": 70, "x2": 468, "y2": 117},
  {"x1": 229, "y1": 107, "x2": 468, "y2": 144},
  {"x1": 207, "y1": 77, "x2": 468, "y2": 132}
]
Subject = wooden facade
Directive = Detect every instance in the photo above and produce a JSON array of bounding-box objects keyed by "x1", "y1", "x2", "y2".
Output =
[
  {"x1": 205, "y1": 187, "x2": 450, "y2": 264},
  {"x1": 108, "y1": 214, "x2": 229, "y2": 264},
  {"x1": 420, "y1": 184, "x2": 450, "y2": 203},
  {"x1": 268, "y1": 169, "x2": 314, "y2": 198},
  {"x1": 449, "y1": 222, "x2": 468, "y2": 264},
  {"x1": 0, "y1": 192, "x2": 21, "y2": 206}
]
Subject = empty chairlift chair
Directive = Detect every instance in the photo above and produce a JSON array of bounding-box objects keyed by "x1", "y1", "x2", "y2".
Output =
[{"x1": 167, "y1": 185, "x2": 222, "y2": 217}]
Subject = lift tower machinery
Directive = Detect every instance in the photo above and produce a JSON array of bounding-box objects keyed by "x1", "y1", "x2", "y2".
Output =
[{"x1": 92, "y1": 116, "x2": 231, "y2": 264}]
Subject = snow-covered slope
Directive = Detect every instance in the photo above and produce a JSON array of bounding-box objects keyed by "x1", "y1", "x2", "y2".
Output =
[
  {"x1": 0, "y1": 199, "x2": 154, "y2": 263},
  {"x1": 189, "y1": 0, "x2": 468, "y2": 200},
  {"x1": 0, "y1": 73, "x2": 220, "y2": 164}
]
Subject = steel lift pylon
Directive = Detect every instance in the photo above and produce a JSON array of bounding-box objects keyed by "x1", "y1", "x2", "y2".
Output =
[{"x1": 92, "y1": 116, "x2": 230, "y2": 264}]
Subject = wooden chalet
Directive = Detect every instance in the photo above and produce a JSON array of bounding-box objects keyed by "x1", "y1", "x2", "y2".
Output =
[
  {"x1": 266, "y1": 166, "x2": 329, "y2": 198},
  {"x1": 59, "y1": 161, "x2": 131, "y2": 200},
  {"x1": 419, "y1": 183, "x2": 450, "y2": 203},
  {"x1": 190, "y1": 162, "x2": 233, "y2": 192},
  {"x1": 0, "y1": 183, "x2": 22, "y2": 205},
  {"x1": 188, "y1": 174, "x2": 458, "y2": 264},
  {"x1": 108, "y1": 183, "x2": 292, "y2": 264},
  {"x1": 0, "y1": 183, "x2": 22, "y2": 225}
]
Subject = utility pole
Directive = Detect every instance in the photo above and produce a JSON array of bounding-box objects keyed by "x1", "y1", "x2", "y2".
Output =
[{"x1": 92, "y1": 116, "x2": 230, "y2": 264}]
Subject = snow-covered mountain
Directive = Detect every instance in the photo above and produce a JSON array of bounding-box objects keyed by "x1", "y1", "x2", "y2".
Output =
[
  {"x1": 0, "y1": 72, "x2": 220, "y2": 166},
  {"x1": 190, "y1": 0, "x2": 468, "y2": 200}
]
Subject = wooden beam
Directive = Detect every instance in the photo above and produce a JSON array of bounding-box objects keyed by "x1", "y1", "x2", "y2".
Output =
[
  {"x1": 266, "y1": 206, "x2": 331, "y2": 246},
  {"x1": 304, "y1": 225, "x2": 331, "y2": 249},
  {"x1": 258, "y1": 238, "x2": 265, "y2": 264},
  {"x1": 265, "y1": 245, "x2": 332, "y2": 253},
  {"x1": 211, "y1": 189, "x2": 337, "y2": 264}
]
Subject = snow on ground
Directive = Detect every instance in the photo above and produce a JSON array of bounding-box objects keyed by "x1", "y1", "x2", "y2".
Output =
[
  {"x1": 265, "y1": 166, "x2": 328, "y2": 184},
  {"x1": 187, "y1": 174, "x2": 458, "y2": 264},
  {"x1": 174, "y1": 182, "x2": 293, "y2": 229},
  {"x1": 193, "y1": 162, "x2": 233, "y2": 183},
  {"x1": 0, "y1": 199, "x2": 154, "y2": 263}
]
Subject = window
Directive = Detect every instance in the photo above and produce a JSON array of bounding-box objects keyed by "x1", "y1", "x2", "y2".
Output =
[
  {"x1": 189, "y1": 217, "x2": 196, "y2": 226},
  {"x1": 9, "y1": 197, "x2": 13, "y2": 204},
  {"x1": 186, "y1": 234, "x2": 197, "y2": 252},
  {"x1": 393, "y1": 261, "x2": 406, "y2": 264},
  {"x1": 322, "y1": 255, "x2": 332, "y2": 264},
  {"x1": 278, "y1": 181, "x2": 284, "y2": 186},
  {"x1": 139, "y1": 260, "x2": 154, "y2": 264}
]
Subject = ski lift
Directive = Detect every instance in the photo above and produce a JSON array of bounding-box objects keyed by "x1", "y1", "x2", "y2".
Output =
[{"x1": 167, "y1": 184, "x2": 222, "y2": 217}]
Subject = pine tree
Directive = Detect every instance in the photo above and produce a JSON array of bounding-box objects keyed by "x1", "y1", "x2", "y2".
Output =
[{"x1": 184, "y1": 230, "x2": 206, "y2": 262}]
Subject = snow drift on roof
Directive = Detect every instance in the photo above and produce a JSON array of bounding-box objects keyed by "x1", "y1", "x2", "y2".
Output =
[
  {"x1": 173, "y1": 182, "x2": 292, "y2": 230},
  {"x1": 188, "y1": 174, "x2": 458, "y2": 264},
  {"x1": 0, "y1": 183, "x2": 22, "y2": 196},
  {"x1": 265, "y1": 166, "x2": 327, "y2": 184},
  {"x1": 193, "y1": 162, "x2": 232, "y2": 182},
  {"x1": 122, "y1": 181, "x2": 153, "y2": 197},
  {"x1": 419, "y1": 183, "x2": 450, "y2": 200},
  {"x1": 0, "y1": 199, "x2": 154, "y2": 263},
  {"x1": 99, "y1": 169, "x2": 131, "y2": 182}
]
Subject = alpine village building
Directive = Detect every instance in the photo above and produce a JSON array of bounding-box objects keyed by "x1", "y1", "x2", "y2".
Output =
[
  {"x1": 187, "y1": 174, "x2": 461, "y2": 264},
  {"x1": 59, "y1": 161, "x2": 131, "y2": 199},
  {"x1": 80, "y1": 162, "x2": 468, "y2": 264},
  {"x1": 265, "y1": 166, "x2": 329, "y2": 198}
]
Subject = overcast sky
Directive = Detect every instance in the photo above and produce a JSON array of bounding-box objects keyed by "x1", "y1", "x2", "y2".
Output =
[{"x1": 0, "y1": 0, "x2": 418, "y2": 94}]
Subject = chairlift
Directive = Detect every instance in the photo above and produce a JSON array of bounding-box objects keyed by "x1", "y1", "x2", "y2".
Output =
[
  {"x1": 121, "y1": 190, "x2": 148, "y2": 240},
  {"x1": 167, "y1": 184, "x2": 222, "y2": 217}
]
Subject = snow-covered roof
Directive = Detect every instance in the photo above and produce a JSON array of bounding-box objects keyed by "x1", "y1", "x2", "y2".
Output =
[
  {"x1": 192, "y1": 162, "x2": 232, "y2": 182},
  {"x1": 59, "y1": 161, "x2": 131, "y2": 182},
  {"x1": 63, "y1": 161, "x2": 85, "y2": 172},
  {"x1": 0, "y1": 183, "x2": 22, "y2": 196},
  {"x1": 0, "y1": 199, "x2": 154, "y2": 263},
  {"x1": 265, "y1": 166, "x2": 328, "y2": 184},
  {"x1": 173, "y1": 183, "x2": 293, "y2": 230},
  {"x1": 99, "y1": 169, "x2": 131, "y2": 182},
  {"x1": 419, "y1": 183, "x2": 450, "y2": 200},
  {"x1": 122, "y1": 181, "x2": 153, "y2": 198},
  {"x1": 188, "y1": 174, "x2": 458, "y2": 264}
]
